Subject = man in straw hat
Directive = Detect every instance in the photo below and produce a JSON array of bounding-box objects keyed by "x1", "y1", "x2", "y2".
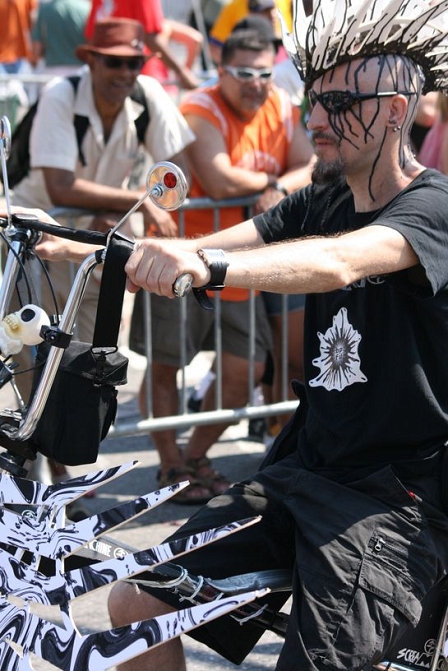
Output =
[
  {"x1": 109, "y1": 1, "x2": 448, "y2": 669},
  {"x1": 13, "y1": 16, "x2": 194, "y2": 344}
]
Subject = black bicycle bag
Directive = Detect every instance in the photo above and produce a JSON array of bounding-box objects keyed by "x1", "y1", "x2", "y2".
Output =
[
  {"x1": 29, "y1": 235, "x2": 132, "y2": 466},
  {"x1": 29, "y1": 341, "x2": 128, "y2": 465}
]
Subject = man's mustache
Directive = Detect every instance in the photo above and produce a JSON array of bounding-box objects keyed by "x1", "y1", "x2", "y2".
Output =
[{"x1": 312, "y1": 131, "x2": 339, "y2": 145}]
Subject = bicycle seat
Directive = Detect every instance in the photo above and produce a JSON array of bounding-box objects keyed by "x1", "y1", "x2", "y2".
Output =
[{"x1": 204, "y1": 568, "x2": 292, "y2": 595}]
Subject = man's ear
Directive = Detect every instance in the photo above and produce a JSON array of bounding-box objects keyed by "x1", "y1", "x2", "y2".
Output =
[{"x1": 388, "y1": 94, "x2": 408, "y2": 128}]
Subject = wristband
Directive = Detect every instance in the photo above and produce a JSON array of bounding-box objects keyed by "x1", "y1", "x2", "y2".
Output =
[
  {"x1": 272, "y1": 181, "x2": 288, "y2": 197},
  {"x1": 197, "y1": 248, "x2": 229, "y2": 290}
]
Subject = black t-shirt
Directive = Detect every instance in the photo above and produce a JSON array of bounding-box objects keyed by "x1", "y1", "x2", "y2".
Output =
[{"x1": 254, "y1": 169, "x2": 448, "y2": 476}]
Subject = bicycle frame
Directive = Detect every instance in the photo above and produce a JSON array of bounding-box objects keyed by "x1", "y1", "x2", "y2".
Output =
[{"x1": 0, "y1": 220, "x2": 101, "y2": 442}]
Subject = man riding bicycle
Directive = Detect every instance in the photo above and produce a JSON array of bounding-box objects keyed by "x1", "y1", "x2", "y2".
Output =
[{"x1": 110, "y1": 1, "x2": 448, "y2": 669}]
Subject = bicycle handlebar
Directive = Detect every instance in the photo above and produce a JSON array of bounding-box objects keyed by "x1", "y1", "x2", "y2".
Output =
[{"x1": 0, "y1": 214, "x2": 110, "y2": 247}]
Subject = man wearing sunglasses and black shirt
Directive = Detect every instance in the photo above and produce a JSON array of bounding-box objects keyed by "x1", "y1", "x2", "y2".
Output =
[
  {"x1": 12, "y1": 17, "x2": 194, "y2": 348},
  {"x1": 108, "y1": 1, "x2": 448, "y2": 670}
]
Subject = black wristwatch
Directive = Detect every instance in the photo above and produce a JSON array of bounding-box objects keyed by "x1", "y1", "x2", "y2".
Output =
[{"x1": 197, "y1": 248, "x2": 229, "y2": 290}]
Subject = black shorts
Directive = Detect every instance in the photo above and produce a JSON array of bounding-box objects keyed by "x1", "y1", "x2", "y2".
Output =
[{"x1": 140, "y1": 453, "x2": 448, "y2": 670}]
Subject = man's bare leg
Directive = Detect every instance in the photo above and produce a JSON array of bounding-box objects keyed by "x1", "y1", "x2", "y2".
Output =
[
  {"x1": 108, "y1": 581, "x2": 186, "y2": 671},
  {"x1": 144, "y1": 354, "x2": 264, "y2": 496},
  {"x1": 184, "y1": 353, "x2": 265, "y2": 488},
  {"x1": 142, "y1": 362, "x2": 183, "y2": 473}
]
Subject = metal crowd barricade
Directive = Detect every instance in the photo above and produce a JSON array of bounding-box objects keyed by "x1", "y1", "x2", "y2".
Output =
[{"x1": 47, "y1": 195, "x2": 299, "y2": 438}]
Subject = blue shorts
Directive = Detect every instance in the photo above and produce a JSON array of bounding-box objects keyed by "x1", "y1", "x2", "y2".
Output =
[{"x1": 262, "y1": 292, "x2": 306, "y2": 317}]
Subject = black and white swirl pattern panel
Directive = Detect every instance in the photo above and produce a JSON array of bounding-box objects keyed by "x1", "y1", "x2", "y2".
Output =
[{"x1": 0, "y1": 463, "x2": 262, "y2": 669}]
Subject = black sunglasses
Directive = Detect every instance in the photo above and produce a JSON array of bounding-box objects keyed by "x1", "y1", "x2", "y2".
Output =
[
  {"x1": 98, "y1": 55, "x2": 145, "y2": 71},
  {"x1": 308, "y1": 89, "x2": 414, "y2": 114}
]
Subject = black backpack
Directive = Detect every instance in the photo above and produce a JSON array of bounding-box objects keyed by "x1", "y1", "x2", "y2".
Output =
[{"x1": 2, "y1": 76, "x2": 150, "y2": 189}]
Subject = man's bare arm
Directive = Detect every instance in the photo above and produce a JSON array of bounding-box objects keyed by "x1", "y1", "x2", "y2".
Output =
[
  {"x1": 125, "y1": 223, "x2": 419, "y2": 297},
  {"x1": 184, "y1": 116, "x2": 278, "y2": 199},
  {"x1": 41, "y1": 149, "x2": 190, "y2": 238}
]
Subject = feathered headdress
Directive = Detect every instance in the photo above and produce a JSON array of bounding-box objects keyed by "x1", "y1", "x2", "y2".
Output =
[{"x1": 280, "y1": 0, "x2": 448, "y2": 93}]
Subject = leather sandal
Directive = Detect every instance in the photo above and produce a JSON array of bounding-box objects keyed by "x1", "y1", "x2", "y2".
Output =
[
  {"x1": 157, "y1": 465, "x2": 213, "y2": 505},
  {"x1": 185, "y1": 457, "x2": 231, "y2": 496}
]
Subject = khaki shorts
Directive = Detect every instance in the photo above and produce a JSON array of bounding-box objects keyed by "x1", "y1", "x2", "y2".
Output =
[{"x1": 129, "y1": 291, "x2": 272, "y2": 366}]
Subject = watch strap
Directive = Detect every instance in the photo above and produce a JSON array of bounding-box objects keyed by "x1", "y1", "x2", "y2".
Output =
[{"x1": 197, "y1": 248, "x2": 229, "y2": 290}]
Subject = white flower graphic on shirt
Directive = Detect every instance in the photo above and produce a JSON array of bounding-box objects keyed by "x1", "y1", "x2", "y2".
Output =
[{"x1": 309, "y1": 307, "x2": 367, "y2": 391}]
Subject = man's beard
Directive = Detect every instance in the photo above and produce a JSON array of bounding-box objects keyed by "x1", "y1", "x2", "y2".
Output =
[{"x1": 312, "y1": 156, "x2": 345, "y2": 184}]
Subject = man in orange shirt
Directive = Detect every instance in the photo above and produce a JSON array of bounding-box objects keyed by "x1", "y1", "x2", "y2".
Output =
[
  {"x1": 0, "y1": 0, "x2": 36, "y2": 74},
  {"x1": 130, "y1": 25, "x2": 315, "y2": 504}
]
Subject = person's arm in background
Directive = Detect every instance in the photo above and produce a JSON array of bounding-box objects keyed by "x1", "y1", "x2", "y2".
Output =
[
  {"x1": 29, "y1": 9, "x2": 44, "y2": 68},
  {"x1": 158, "y1": 19, "x2": 203, "y2": 71},
  {"x1": 30, "y1": 38, "x2": 43, "y2": 67},
  {"x1": 184, "y1": 114, "x2": 278, "y2": 198},
  {"x1": 411, "y1": 91, "x2": 439, "y2": 153},
  {"x1": 0, "y1": 206, "x2": 101, "y2": 262},
  {"x1": 415, "y1": 91, "x2": 439, "y2": 129},
  {"x1": 42, "y1": 153, "x2": 186, "y2": 238},
  {"x1": 21, "y1": 0, "x2": 39, "y2": 67},
  {"x1": 253, "y1": 119, "x2": 316, "y2": 213},
  {"x1": 145, "y1": 29, "x2": 200, "y2": 90}
]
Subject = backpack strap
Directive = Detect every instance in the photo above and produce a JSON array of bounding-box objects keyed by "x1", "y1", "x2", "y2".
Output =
[
  {"x1": 73, "y1": 114, "x2": 89, "y2": 166},
  {"x1": 66, "y1": 76, "x2": 89, "y2": 167},
  {"x1": 130, "y1": 79, "x2": 150, "y2": 144}
]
